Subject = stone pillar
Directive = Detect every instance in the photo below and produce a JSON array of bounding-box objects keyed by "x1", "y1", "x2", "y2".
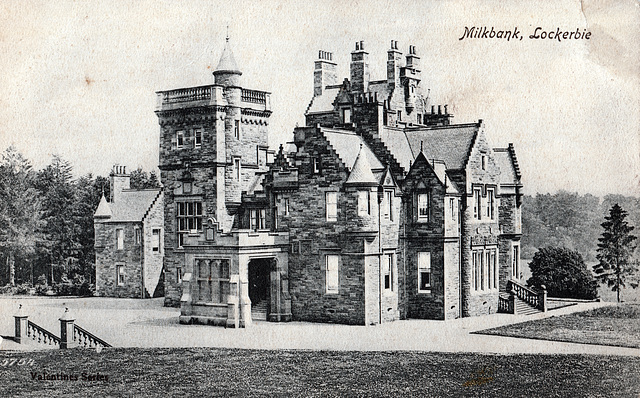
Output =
[
  {"x1": 226, "y1": 275, "x2": 240, "y2": 328},
  {"x1": 14, "y1": 305, "x2": 28, "y2": 344},
  {"x1": 269, "y1": 267, "x2": 280, "y2": 322},
  {"x1": 178, "y1": 273, "x2": 193, "y2": 324},
  {"x1": 509, "y1": 288, "x2": 517, "y2": 315},
  {"x1": 239, "y1": 275, "x2": 251, "y2": 328},
  {"x1": 539, "y1": 285, "x2": 547, "y2": 312},
  {"x1": 59, "y1": 308, "x2": 75, "y2": 349}
]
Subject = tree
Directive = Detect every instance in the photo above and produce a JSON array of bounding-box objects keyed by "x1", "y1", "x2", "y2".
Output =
[
  {"x1": 527, "y1": 247, "x2": 598, "y2": 299},
  {"x1": 129, "y1": 167, "x2": 161, "y2": 190},
  {"x1": 0, "y1": 146, "x2": 42, "y2": 285},
  {"x1": 34, "y1": 155, "x2": 77, "y2": 284},
  {"x1": 594, "y1": 204, "x2": 638, "y2": 302}
]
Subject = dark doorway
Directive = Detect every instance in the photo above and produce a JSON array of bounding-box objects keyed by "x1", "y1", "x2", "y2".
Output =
[{"x1": 248, "y1": 258, "x2": 272, "y2": 320}]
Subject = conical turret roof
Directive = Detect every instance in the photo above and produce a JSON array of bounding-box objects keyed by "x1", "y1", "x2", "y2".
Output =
[
  {"x1": 94, "y1": 194, "x2": 112, "y2": 219},
  {"x1": 214, "y1": 37, "x2": 242, "y2": 75},
  {"x1": 346, "y1": 144, "x2": 378, "y2": 186}
]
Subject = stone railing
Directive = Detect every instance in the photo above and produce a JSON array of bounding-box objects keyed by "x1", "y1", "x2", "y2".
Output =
[
  {"x1": 14, "y1": 305, "x2": 111, "y2": 349},
  {"x1": 507, "y1": 279, "x2": 547, "y2": 312},
  {"x1": 157, "y1": 85, "x2": 214, "y2": 107},
  {"x1": 26, "y1": 320, "x2": 60, "y2": 347},
  {"x1": 498, "y1": 294, "x2": 513, "y2": 314},
  {"x1": 241, "y1": 88, "x2": 266, "y2": 104},
  {"x1": 74, "y1": 324, "x2": 112, "y2": 349}
]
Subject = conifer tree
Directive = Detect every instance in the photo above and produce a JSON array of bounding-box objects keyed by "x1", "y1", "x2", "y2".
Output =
[{"x1": 594, "y1": 204, "x2": 638, "y2": 302}]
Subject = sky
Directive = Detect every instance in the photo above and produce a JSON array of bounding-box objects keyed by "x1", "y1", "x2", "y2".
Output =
[{"x1": 0, "y1": 0, "x2": 638, "y2": 197}]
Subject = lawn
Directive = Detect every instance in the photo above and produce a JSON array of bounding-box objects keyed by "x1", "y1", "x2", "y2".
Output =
[
  {"x1": 0, "y1": 348, "x2": 639, "y2": 397},
  {"x1": 476, "y1": 304, "x2": 640, "y2": 349}
]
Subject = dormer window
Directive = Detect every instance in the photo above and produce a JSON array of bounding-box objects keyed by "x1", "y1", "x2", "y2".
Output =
[
  {"x1": 417, "y1": 193, "x2": 429, "y2": 222},
  {"x1": 342, "y1": 108, "x2": 351, "y2": 124}
]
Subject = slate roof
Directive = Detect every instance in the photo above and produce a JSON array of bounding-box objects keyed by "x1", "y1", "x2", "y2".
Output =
[
  {"x1": 98, "y1": 189, "x2": 162, "y2": 223},
  {"x1": 94, "y1": 194, "x2": 112, "y2": 218},
  {"x1": 379, "y1": 128, "x2": 414, "y2": 172},
  {"x1": 306, "y1": 87, "x2": 339, "y2": 114},
  {"x1": 346, "y1": 144, "x2": 378, "y2": 185},
  {"x1": 494, "y1": 147, "x2": 519, "y2": 185},
  {"x1": 322, "y1": 128, "x2": 384, "y2": 172},
  {"x1": 367, "y1": 81, "x2": 390, "y2": 100},
  {"x1": 404, "y1": 123, "x2": 479, "y2": 170},
  {"x1": 215, "y1": 38, "x2": 241, "y2": 74}
]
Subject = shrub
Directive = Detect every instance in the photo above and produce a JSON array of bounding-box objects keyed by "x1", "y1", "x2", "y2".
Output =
[
  {"x1": 0, "y1": 284, "x2": 16, "y2": 295},
  {"x1": 15, "y1": 282, "x2": 33, "y2": 295},
  {"x1": 35, "y1": 274, "x2": 49, "y2": 296},
  {"x1": 527, "y1": 247, "x2": 598, "y2": 299},
  {"x1": 53, "y1": 274, "x2": 94, "y2": 297}
]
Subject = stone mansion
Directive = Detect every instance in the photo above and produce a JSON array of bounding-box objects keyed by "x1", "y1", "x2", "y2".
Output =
[{"x1": 95, "y1": 37, "x2": 525, "y2": 326}]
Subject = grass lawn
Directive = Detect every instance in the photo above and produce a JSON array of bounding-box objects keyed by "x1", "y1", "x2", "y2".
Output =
[
  {"x1": 476, "y1": 304, "x2": 640, "y2": 349},
  {"x1": 0, "y1": 348, "x2": 639, "y2": 397}
]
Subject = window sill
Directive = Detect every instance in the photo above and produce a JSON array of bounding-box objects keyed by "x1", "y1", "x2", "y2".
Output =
[{"x1": 418, "y1": 289, "x2": 432, "y2": 294}]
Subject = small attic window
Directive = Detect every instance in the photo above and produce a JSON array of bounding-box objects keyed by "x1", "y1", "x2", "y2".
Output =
[
  {"x1": 481, "y1": 155, "x2": 487, "y2": 170},
  {"x1": 342, "y1": 108, "x2": 351, "y2": 124}
]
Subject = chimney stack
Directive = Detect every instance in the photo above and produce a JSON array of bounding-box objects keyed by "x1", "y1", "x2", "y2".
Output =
[
  {"x1": 350, "y1": 40, "x2": 370, "y2": 93},
  {"x1": 109, "y1": 165, "x2": 130, "y2": 203},
  {"x1": 314, "y1": 50, "x2": 337, "y2": 97},
  {"x1": 387, "y1": 40, "x2": 402, "y2": 89}
]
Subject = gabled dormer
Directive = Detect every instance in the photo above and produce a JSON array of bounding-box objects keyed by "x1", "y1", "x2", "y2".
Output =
[{"x1": 402, "y1": 151, "x2": 453, "y2": 235}]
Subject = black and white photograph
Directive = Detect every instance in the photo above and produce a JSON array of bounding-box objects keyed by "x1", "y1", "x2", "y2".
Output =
[{"x1": 0, "y1": 0, "x2": 639, "y2": 396}]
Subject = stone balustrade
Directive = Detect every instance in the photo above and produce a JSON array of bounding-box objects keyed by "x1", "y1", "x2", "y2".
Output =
[{"x1": 14, "y1": 305, "x2": 111, "y2": 349}]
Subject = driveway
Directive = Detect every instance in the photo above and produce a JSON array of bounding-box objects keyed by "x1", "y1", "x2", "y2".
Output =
[{"x1": 1, "y1": 296, "x2": 637, "y2": 356}]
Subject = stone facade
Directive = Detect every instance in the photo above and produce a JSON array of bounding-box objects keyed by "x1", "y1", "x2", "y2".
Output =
[
  {"x1": 94, "y1": 166, "x2": 164, "y2": 298},
  {"x1": 150, "y1": 37, "x2": 523, "y2": 326}
]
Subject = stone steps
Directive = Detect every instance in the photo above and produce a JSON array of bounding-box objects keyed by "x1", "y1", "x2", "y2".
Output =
[
  {"x1": 515, "y1": 297, "x2": 543, "y2": 315},
  {"x1": 252, "y1": 300, "x2": 268, "y2": 321}
]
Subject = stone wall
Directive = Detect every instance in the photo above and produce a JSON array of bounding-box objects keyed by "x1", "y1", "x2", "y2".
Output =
[
  {"x1": 279, "y1": 126, "x2": 402, "y2": 324},
  {"x1": 461, "y1": 127, "x2": 502, "y2": 317},
  {"x1": 142, "y1": 191, "x2": 164, "y2": 298},
  {"x1": 95, "y1": 221, "x2": 143, "y2": 298}
]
